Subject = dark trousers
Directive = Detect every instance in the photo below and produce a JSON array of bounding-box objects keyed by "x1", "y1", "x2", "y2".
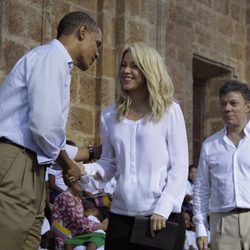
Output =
[{"x1": 105, "y1": 212, "x2": 185, "y2": 250}]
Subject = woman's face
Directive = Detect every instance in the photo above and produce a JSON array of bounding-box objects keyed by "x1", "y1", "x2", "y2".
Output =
[{"x1": 119, "y1": 51, "x2": 147, "y2": 93}]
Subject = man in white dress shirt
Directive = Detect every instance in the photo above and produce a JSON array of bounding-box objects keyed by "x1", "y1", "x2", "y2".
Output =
[
  {"x1": 193, "y1": 80, "x2": 250, "y2": 250},
  {"x1": 0, "y1": 11, "x2": 102, "y2": 249}
]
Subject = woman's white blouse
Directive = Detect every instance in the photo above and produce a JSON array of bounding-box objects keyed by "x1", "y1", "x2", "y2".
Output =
[{"x1": 83, "y1": 102, "x2": 188, "y2": 219}]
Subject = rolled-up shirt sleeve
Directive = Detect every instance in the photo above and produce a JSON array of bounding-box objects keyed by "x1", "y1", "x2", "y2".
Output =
[
  {"x1": 65, "y1": 144, "x2": 78, "y2": 160},
  {"x1": 27, "y1": 51, "x2": 70, "y2": 164},
  {"x1": 193, "y1": 146, "x2": 210, "y2": 237}
]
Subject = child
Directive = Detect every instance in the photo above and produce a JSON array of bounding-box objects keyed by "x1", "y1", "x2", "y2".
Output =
[
  {"x1": 65, "y1": 208, "x2": 106, "y2": 250},
  {"x1": 183, "y1": 211, "x2": 198, "y2": 250},
  {"x1": 52, "y1": 178, "x2": 108, "y2": 250},
  {"x1": 183, "y1": 165, "x2": 197, "y2": 214}
]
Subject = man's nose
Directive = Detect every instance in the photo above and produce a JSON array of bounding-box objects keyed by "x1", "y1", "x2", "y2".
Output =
[{"x1": 224, "y1": 103, "x2": 232, "y2": 111}]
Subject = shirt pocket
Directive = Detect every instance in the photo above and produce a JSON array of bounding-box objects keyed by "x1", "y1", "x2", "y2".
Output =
[{"x1": 207, "y1": 155, "x2": 221, "y2": 175}]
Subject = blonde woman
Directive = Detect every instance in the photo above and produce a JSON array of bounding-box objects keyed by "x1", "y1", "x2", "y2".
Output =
[{"x1": 81, "y1": 43, "x2": 189, "y2": 250}]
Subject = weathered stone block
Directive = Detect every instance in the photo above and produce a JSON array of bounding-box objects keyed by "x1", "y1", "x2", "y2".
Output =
[
  {"x1": 67, "y1": 0, "x2": 97, "y2": 12},
  {"x1": 127, "y1": 0, "x2": 140, "y2": 16},
  {"x1": 198, "y1": 7, "x2": 215, "y2": 27},
  {"x1": 2, "y1": 40, "x2": 26, "y2": 73},
  {"x1": 97, "y1": 47, "x2": 116, "y2": 78},
  {"x1": 234, "y1": 24, "x2": 246, "y2": 42},
  {"x1": 217, "y1": 15, "x2": 233, "y2": 37},
  {"x1": 196, "y1": 0, "x2": 212, "y2": 8},
  {"x1": 165, "y1": 21, "x2": 175, "y2": 43},
  {"x1": 78, "y1": 74, "x2": 96, "y2": 106},
  {"x1": 247, "y1": 8, "x2": 250, "y2": 24},
  {"x1": 95, "y1": 78, "x2": 115, "y2": 108},
  {"x1": 51, "y1": 1, "x2": 71, "y2": 38},
  {"x1": 98, "y1": 0, "x2": 116, "y2": 13},
  {"x1": 27, "y1": 8, "x2": 43, "y2": 43},
  {"x1": 214, "y1": 0, "x2": 229, "y2": 15},
  {"x1": 231, "y1": 3, "x2": 241, "y2": 22},
  {"x1": 231, "y1": 43, "x2": 245, "y2": 60},
  {"x1": 98, "y1": 12, "x2": 115, "y2": 47},
  {"x1": 5, "y1": 1, "x2": 27, "y2": 36},
  {"x1": 68, "y1": 106, "x2": 94, "y2": 135},
  {"x1": 127, "y1": 20, "x2": 147, "y2": 43},
  {"x1": 141, "y1": 0, "x2": 158, "y2": 26}
]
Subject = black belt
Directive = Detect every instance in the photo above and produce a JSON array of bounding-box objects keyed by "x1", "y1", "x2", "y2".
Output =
[
  {"x1": 0, "y1": 137, "x2": 36, "y2": 158},
  {"x1": 230, "y1": 208, "x2": 250, "y2": 213}
]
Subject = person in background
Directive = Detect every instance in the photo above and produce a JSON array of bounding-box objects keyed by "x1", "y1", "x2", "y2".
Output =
[
  {"x1": 0, "y1": 11, "x2": 102, "y2": 249},
  {"x1": 48, "y1": 165, "x2": 68, "y2": 203},
  {"x1": 183, "y1": 165, "x2": 197, "y2": 214},
  {"x1": 193, "y1": 80, "x2": 250, "y2": 250},
  {"x1": 80, "y1": 42, "x2": 189, "y2": 250},
  {"x1": 52, "y1": 179, "x2": 108, "y2": 250},
  {"x1": 183, "y1": 211, "x2": 198, "y2": 250}
]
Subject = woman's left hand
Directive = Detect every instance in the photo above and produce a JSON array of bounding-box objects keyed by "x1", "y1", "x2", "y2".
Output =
[{"x1": 150, "y1": 213, "x2": 167, "y2": 237}]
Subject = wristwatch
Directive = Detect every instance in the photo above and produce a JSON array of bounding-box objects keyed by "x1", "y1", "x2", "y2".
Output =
[{"x1": 88, "y1": 147, "x2": 95, "y2": 161}]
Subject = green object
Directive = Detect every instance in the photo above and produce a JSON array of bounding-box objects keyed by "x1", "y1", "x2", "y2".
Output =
[{"x1": 66, "y1": 232, "x2": 105, "y2": 248}]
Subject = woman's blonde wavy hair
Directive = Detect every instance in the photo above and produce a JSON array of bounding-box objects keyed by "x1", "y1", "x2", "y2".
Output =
[{"x1": 116, "y1": 43, "x2": 174, "y2": 122}]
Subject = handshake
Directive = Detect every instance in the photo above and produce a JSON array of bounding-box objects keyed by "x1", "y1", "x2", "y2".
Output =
[{"x1": 58, "y1": 144, "x2": 102, "y2": 180}]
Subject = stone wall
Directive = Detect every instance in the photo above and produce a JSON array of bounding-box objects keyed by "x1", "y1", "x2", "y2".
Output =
[{"x1": 0, "y1": 0, "x2": 248, "y2": 163}]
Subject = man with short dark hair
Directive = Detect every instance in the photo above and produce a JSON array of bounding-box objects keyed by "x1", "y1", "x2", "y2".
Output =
[
  {"x1": 0, "y1": 11, "x2": 102, "y2": 249},
  {"x1": 193, "y1": 80, "x2": 250, "y2": 250}
]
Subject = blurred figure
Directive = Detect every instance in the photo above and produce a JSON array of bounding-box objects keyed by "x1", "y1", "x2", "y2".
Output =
[{"x1": 183, "y1": 165, "x2": 197, "y2": 214}]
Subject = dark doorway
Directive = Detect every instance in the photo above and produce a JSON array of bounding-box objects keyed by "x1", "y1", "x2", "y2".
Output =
[{"x1": 192, "y1": 55, "x2": 235, "y2": 165}]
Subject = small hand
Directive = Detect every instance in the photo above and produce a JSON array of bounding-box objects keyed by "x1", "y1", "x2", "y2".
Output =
[
  {"x1": 68, "y1": 161, "x2": 86, "y2": 177},
  {"x1": 196, "y1": 236, "x2": 208, "y2": 250},
  {"x1": 99, "y1": 218, "x2": 109, "y2": 231},
  {"x1": 93, "y1": 172, "x2": 102, "y2": 180},
  {"x1": 150, "y1": 213, "x2": 166, "y2": 237},
  {"x1": 64, "y1": 160, "x2": 81, "y2": 178},
  {"x1": 63, "y1": 175, "x2": 77, "y2": 185}
]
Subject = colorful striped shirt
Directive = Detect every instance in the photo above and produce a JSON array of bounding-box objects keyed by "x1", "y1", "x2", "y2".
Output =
[{"x1": 52, "y1": 190, "x2": 98, "y2": 249}]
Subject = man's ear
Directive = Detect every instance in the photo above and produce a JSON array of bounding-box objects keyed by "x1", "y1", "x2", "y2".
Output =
[
  {"x1": 78, "y1": 25, "x2": 88, "y2": 40},
  {"x1": 246, "y1": 101, "x2": 250, "y2": 113}
]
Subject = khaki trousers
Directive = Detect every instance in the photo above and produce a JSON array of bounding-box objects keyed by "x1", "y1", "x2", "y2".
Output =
[
  {"x1": 210, "y1": 211, "x2": 250, "y2": 250},
  {"x1": 0, "y1": 143, "x2": 46, "y2": 250}
]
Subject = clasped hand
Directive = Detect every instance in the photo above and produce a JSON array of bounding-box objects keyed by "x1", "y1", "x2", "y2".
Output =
[
  {"x1": 150, "y1": 213, "x2": 167, "y2": 237},
  {"x1": 63, "y1": 160, "x2": 85, "y2": 184}
]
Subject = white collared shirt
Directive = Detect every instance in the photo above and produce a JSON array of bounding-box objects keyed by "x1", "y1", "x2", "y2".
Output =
[
  {"x1": 193, "y1": 121, "x2": 250, "y2": 237},
  {"x1": 82, "y1": 102, "x2": 188, "y2": 219},
  {"x1": 0, "y1": 39, "x2": 74, "y2": 164}
]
